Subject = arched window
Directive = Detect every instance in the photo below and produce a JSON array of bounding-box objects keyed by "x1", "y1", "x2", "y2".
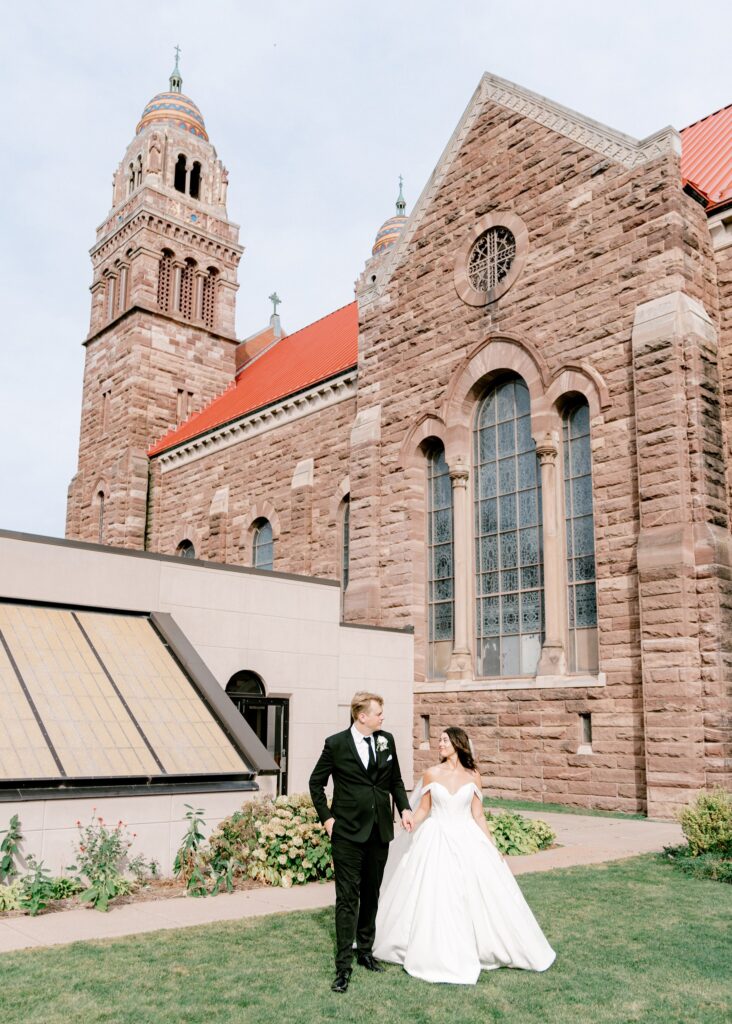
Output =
[
  {"x1": 426, "y1": 444, "x2": 453, "y2": 679},
  {"x1": 157, "y1": 249, "x2": 173, "y2": 311},
  {"x1": 174, "y1": 154, "x2": 187, "y2": 193},
  {"x1": 175, "y1": 539, "x2": 196, "y2": 559},
  {"x1": 127, "y1": 163, "x2": 135, "y2": 196},
  {"x1": 97, "y1": 491, "x2": 105, "y2": 544},
  {"x1": 473, "y1": 376, "x2": 543, "y2": 677},
  {"x1": 341, "y1": 496, "x2": 350, "y2": 590},
  {"x1": 105, "y1": 273, "x2": 118, "y2": 319},
  {"x1": 226, "y1": 670, "x2": 265, "y2": 697},
  {"x1": 252, "y1": 519, "x2": 274, "y2": 570},
  {"x1": 202, "y1": 267, "x2": 218, "y2": 329},
  {"x1": 135, "y1": 154, "x2": 143, "y2": 188},
  {"x1": 189, "y1": 161, "x2": 201, "y2": 199},
  {"x1": 179, "y1": 259, "x2": 196, "y2": 320},
  {"x1": 563, "y1": 399, "x2": 598, "y2": 672}
]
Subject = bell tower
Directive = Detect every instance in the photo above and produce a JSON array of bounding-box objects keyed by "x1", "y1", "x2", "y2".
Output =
[{"x1": 66, "y1": 52, "x2": 243, "y2": 548}]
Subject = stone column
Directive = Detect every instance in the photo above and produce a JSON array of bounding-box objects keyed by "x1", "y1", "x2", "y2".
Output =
[
  {"x1": 171, "y1": 262, "x2": 184, "y2": 314},
  {"x1": 536, "y1": 433, "x2": 567, "y2": 677},
  {"x1": 193, "y1": 270, "x2": 206, "y2": 321},
  {"x1": 447, "y1": 465, "x2": 472, "y2": 680}
]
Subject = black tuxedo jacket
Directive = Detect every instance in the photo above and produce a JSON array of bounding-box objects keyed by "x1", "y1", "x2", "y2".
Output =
[{"x1": 309, "y1": 728, "x2": 410, "y2": 844}]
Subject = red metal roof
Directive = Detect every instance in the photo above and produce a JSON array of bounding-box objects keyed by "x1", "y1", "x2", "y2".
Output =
[
  {"x1": 680, "y1": 104, "x2": 732, "y2": 210},
  {"x1": 149, "y1": 301, "x2": 358, "y2": 456}
]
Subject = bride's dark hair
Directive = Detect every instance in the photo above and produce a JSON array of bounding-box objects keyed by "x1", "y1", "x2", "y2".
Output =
[{"x1": 440, "y1": 726, "x2": 477, "y2": 771}]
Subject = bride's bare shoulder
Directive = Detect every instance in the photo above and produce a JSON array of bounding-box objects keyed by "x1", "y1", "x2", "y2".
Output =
[{"x1": 422, "y1": 765, "x2": 443, "y2": 783}]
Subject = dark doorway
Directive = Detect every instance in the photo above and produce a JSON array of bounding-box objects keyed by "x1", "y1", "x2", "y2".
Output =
[{"x1": 226, "y1": 672, "x2": 289, "y2": 795}]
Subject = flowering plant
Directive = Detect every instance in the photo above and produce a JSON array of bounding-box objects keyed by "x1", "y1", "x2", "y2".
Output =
[
  {"x1": 69, "y1": 813, "x2": 137, "y2": 911},
  {"x1": 203, "y1": 793, "x2": 332, "y2": 890}
]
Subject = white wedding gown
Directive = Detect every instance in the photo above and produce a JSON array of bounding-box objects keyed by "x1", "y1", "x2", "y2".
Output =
[{"x1": 373, "y1": 781, "x2": 556, "y2": 985}]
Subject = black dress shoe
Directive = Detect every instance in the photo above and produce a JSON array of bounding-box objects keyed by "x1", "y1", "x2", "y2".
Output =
[
  {"x1": 331, "y1": 968, "x2": 352, "y2": 993},
  {"x1": 356, "y1": 953, "x2": 385, "y2": 972}
]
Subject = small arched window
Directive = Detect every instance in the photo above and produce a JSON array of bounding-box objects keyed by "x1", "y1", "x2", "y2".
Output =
[
  {"x1": 180, "y1": 259, "x2": 196, "y2": 320},
  {"x1": 157, "y1": 249, "x2": 173, "y2": 311},
  {"x1": 252, "y1": 519, "x2": 274, "y2": 570},
  {"x1": 127, "y1": 163, "x2": 135, "y2": 196},
  {"x1": 174, "y1": 154, "x2": 187, "y2": 193},
  {"x1": 189, "y1": 161, "x2": 201, "y2": 199},
  {"x1": 563, "y1": 399, "x2": 598, "y2": 672},
  {"x1": 97, "y1": 491, "x2": 105, "y2": 544},
  {"x1": 226, "y1": 670, "x2": 265, "y2": 697},
  {"x1": 175, "y1": 539, "x2": 196, "y2": 559},
  {"x1": 202, "y1": 267, "x2": 218, "y2": 329},
  {"x1": 135, "y1": 154, "x2": 143, "y2": 188}
]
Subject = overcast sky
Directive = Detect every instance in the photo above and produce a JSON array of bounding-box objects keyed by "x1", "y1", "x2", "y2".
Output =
[{"x1": 1, "y1": 0, "x2": 730, "y2": 539}]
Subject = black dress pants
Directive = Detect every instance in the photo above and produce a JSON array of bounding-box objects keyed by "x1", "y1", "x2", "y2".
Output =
[{"x1": 330, "y1": 823, "x2": 389, "y2": 971}]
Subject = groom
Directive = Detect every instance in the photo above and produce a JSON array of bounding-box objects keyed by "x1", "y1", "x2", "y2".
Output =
[{"x1": 309, "y1": 691, "x2": 413, "y2": 993}]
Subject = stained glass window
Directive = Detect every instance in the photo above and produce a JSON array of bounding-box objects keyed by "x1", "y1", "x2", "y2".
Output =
[
  {"x1": 427, "y1": 446, "x2": 454, "y2": 679},
  {"x1": 252, "y1": 519, "x2": 274, "y2": 571},
  {"x1": 467, "y1": 227, "x2": 516, "y2": 292},
  {"x1": 563, "y1": 401, "x2": 598, "y2": 672},
  {"x1": 474, "y1": 378, "x2": 544, "y2": 677}
]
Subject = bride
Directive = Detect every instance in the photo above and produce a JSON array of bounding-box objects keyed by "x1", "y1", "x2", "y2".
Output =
[{"x1": 373, "y1": 726, "x2": 556, "y2": 985}]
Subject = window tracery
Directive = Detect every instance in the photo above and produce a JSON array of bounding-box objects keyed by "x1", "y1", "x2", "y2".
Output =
[{"x1": 467, "y1": 227, "x2": 516, "y2": 292}]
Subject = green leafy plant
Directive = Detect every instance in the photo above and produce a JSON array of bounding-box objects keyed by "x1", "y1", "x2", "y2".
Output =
[
  {"x1": 50, "y1": 876, "x2": 83, "y2": 900},
  {"x1": 19, "y1": 856, "x2": 55, "y2": 916},
  {"x1": 0, "y1": 814, "x2": 23, "y2": 882},
  {"x1": 660, "y1": 843, "x2": 732, "y2": 884},
  {"x1": 70, "y1": 813, "x2": 136, "y2": 911},
  {"x1": 0, "y1": 878, "x2": 23, "y2": 911},
  {"x1": 679, "y1": 788, "x2": 732, "y2": 857},
  {"x1": 174, "y1": 805, "x2": 209, "y2": 896},
  {"x1": 128, "y1": 854, "x2": 160, "y2": 886},
  {"x1": 485, "y1": 809, "x2": 556, "y2": 855}
]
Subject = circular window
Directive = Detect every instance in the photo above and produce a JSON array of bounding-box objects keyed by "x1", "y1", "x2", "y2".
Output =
[
  {"x1": 467, "y1": 227, "x2": 516, "y2": 292},
  {"x1": 454, "y1": 212, "x2": 528, "y2": 307}
]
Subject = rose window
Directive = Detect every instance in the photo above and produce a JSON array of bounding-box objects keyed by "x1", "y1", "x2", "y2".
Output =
[{"x1": 467, "y1": 227, "x2": 516, "y2": 292}]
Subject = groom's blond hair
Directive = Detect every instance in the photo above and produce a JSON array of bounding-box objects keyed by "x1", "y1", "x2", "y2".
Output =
[{"x1": 351, "y1": 691, "x2": 383, "y2": 722}]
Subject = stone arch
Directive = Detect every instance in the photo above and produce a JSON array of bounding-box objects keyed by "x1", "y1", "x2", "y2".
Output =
[
  {"x1": 398, "y1": 412, "x2": 448, "y2": 470},
  {"x1": 442, "y1": 334, "x2": 551, "y2": 466},
  {"x1": 329, "y1": 476, "x2": 351, "y2": 526},
  {"x1": 545, "y1": 362, "x2": 611, "y2": 420}
]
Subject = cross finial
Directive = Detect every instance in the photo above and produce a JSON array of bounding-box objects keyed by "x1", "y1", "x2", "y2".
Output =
[
  {"x1": 170, "y1": 45, "x2": 183, "y2": 93},
  {"x1": 269, "y1": 291, "x2": 281, "y2": 316}
]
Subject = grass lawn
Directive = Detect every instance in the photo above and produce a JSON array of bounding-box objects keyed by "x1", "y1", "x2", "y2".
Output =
[
  {"x1": 484, "y1": 795, "x2": 647, "y2": 819},
  {"x1": 3, "y1": 856, "x2": 729, "y2": 1024}
]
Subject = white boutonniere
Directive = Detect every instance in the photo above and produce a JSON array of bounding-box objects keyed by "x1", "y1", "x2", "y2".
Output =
[{"x1": 376, "y1": 735, "x2": 389, "y2": 753}]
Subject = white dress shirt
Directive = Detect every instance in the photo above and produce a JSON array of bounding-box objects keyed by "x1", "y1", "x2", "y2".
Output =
[{"x1": 351, "y1": 723, "x2": 376, "y2": 770}]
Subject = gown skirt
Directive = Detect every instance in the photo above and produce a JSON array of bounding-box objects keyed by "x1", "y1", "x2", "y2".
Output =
[{"x1": 373, "y1": 782, "x2": 556, "y2": 985}]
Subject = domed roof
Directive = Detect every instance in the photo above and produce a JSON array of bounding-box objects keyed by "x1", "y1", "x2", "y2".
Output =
[
  {"x1": 136, "y1": 91, "x2": 208, "y2": 140},
  {"x1": 371, "y1": 178, "x2": 408, "y2": 257},
  {"x1": 372, "y1": 215, "x2": 408, "y2": 256}
]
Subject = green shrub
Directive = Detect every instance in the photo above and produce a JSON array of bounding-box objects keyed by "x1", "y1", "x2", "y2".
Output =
[
  {"x1": 679, "y1": 789, "x2": 732, "y2": 857},
  {"x1": 19, "y1": 856, "x2": 55, "y2": 916},
  {"x1": 485, "y1": 809, "x2": 556, "y2": 855},
  {"x1": 174, "y1": 805, "x2": 209, "y2": 897},
  {"x1": 0, "y1": 879, "x2": 23, "y2": 911},
  {"x1": 206, "y1": 793, "x2": 332, "y2": 890},
  {"x1": 660, "y1": 844, "x2": 732, "y2": 884},
  {"x1": 50, "y1": 876, "x2": 83, "y2": 900}
]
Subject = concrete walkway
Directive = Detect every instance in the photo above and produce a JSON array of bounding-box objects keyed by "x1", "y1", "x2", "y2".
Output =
[{"x1": 0, "y1": 812, "x2": 682, "y2": 954}]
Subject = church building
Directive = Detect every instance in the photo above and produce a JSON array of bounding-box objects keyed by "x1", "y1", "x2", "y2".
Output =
[{"x1": 67, "y1": 56, "x2": 732, "y2": 818}]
